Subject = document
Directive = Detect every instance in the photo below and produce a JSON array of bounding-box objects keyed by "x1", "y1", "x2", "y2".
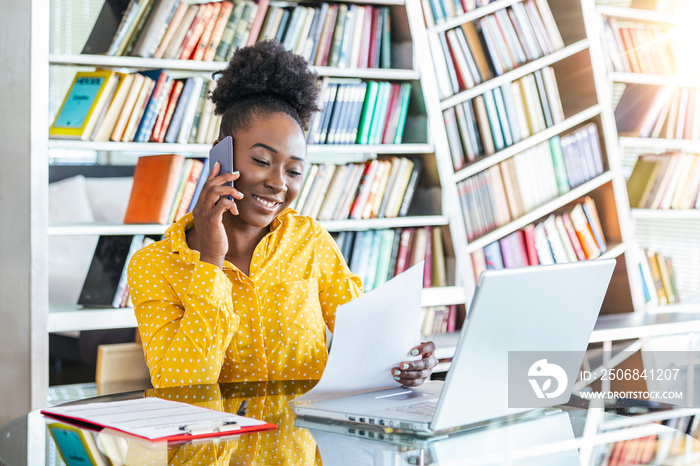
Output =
[
  {"x1": 292, "y1": 262, "x2": 424, "y2": 403},
  {"x1": 41, "y1": 397, "x2": 276, "y2": 442}
]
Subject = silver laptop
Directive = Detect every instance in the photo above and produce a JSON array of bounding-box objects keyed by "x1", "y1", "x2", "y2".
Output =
[
  {"x1": 292, "y1": 260, "x2": 615, "y2": 436},
  {"x1": 297, "y1": 410, "x2": 580, "y2": 465}
]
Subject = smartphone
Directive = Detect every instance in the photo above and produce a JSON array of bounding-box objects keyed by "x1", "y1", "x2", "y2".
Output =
[{"x1": 209, "y1": 135, "x2": 234, "y2": 200}]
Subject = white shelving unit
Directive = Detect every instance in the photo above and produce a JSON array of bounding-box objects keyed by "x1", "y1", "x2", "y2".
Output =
[
  {"x1": 593, "y1": 0, "x2": 700, "y2": 312},
  {"x1": 407, "y1": 0, "x2": 644, "y2": 323},
  {"x1": 39, "y1": 0, "x2": 476, "y2": 391}
]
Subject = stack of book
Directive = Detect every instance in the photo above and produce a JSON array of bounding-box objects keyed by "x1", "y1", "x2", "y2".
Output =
[
  {"x1": 639, "y1": 248, "x2": 680, "y2": 306},
  {"x1": 431, "y1": 0, "x2": 563, "y2": 98},
  {"x1": 602, "y1": 18, "x2": 675, "y2": 75},
  {"x1": 83, "y1": 0, "x2": 393, "y2": 68},
  {"x1": 421, "y1": 305, "x2": 458, "y2": 336},
  {"x1": 291, "y1": 157, "x2": 422, "y2": 220},
  {"x1": 124, "y1": 154, "x2": 208, "y2": 225},
  {"x1": 307, "y1": 79, "x2": 412, "y2": 145},
  {"x1": 627, "y1": 152, "x2": 700, "y2": 209},
  {"x1": 457, "y1": 123, "x2": 604, "y2": 241},
  {"x1": 470, "y1": 196, "x2": 607, "y2": 278},
  {"x1": 332, "y1": 226, "x2": 447, "y2": 292},
  {"x1": 615, "y1": 84, "x2": 700, "y2": 140},
  {"x1": 49, "y1": 69, "x2": 219, "y2": 144},
  {"x1": 78, "y1": 235, "x2": 157, "y2": 309},
  {"x1": 444, "y1": 66, "x2": 565, "y2": 168}
]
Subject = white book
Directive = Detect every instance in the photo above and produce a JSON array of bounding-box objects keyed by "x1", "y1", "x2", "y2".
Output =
[
  {"x1": 445, "y1": 29, "x2": 475, "y2": 88},
  {"x1": 554, "y1": 215, "x2": 579, "y2": 262},
  {"x1": 347, "y1": 5, "x2": 365, "y2": 68},
  {"x1": 318, "y1": 164, "x2": 350, "y2": 221},
  {"x1": 334, "y1": 163, "x2": 365, "y2": 220},
  {"x1": 533, "y1": 222, "x2": 555, "y2": 265},
  {"x1": 294, "y1": 164, "x2": 320, "y2": 214},
  {"x1": 542, "y1": 215, "x2": 570, "y2": 264},
  {"x1": 510, "y1": 81, "x2": 531, "y2": 140},
  {"x1": 176, "y1": 76, "x2": 205, "y2": 144},
  {"x1": 535, "y1": 0, "x2": 565, "y2": 50}
]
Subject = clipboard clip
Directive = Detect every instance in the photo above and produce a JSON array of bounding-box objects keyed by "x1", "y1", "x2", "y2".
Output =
[{"x1": 178, "y1": 420, "x2": 240, "y2": 436}]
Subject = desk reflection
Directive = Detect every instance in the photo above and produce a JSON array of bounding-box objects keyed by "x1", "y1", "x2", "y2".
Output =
[{"x1": 40, "y1": 382, "x2": 700, "y2": 466}]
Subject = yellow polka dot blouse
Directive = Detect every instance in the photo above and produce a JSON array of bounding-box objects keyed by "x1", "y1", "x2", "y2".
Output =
[{"x1": 127, "y1": 209, "x2": 363, "y2": 388}]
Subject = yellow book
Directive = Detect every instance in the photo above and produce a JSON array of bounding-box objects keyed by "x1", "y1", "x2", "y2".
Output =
[
  {"x1": 626, "y1": 155, "x2": 663, "y2": 208},
  {"x1": 385, "y1": 158, "x2": 414, "y2": 218},
  {"x1": 49, "y1": 70, "x2": 118, "y2": 140},
  {"x1": 431, "y1": 226, "x2": 447, "y2": 287}
]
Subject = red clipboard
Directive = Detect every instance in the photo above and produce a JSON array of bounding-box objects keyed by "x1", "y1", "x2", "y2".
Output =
[{"x1": 41, "y1": 397, "x2": 276, "y2": 442}]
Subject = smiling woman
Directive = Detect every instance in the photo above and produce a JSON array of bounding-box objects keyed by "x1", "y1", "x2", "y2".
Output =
[{"x1": 127, "y1": 40, "x2": 437, "y2": 389}]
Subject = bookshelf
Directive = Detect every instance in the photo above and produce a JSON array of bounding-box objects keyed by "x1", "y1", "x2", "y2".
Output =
[
  {"x1": 5, "y1": 0, "x2": 481, "y2": 417},
  {"x1": 593, "y1": 0, "x2": 700, "y2": 311},
  {"x1": 406, "y1": 0, "x2": 643, "y2": 323}
]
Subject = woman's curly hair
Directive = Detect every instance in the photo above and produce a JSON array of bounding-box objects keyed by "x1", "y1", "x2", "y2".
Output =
[{"x1": 210, "y1": 40, "x2": 320, "y2": 135}]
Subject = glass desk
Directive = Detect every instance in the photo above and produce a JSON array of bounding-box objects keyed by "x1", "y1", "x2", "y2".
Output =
[{"x1": 2, "y1": 380, "x2": 700, "y2": 465}]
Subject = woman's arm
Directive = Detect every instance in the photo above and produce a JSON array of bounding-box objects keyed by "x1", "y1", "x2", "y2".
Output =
[
  {"x1": 128, "y1": 251, "x2": 240, "y2": 388},
  {"x1": 313, "y1": 227, "x2": 437, "y2": 385}
]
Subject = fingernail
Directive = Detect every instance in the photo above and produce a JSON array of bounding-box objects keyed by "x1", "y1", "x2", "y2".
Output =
[
  {"x1": 402, "y1": 363, "x2": 410, "y2": 370},
  {"x1": 232, "y1": 171, "x2": 240, "y2": 176},
  {"x1": 394, "y1": 376, "x2": 401, "y2": 381},
  {"x1": 411, "y1": 349, "x2": 420, "y2": 356},
  {"x1": 394, "y1": 369, "x2": 401, "y2": 376}
]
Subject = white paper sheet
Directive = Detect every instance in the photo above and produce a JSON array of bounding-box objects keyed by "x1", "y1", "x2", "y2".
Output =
[{"x1": 292, "y1": 262, "x2": 424, "y2": 403}]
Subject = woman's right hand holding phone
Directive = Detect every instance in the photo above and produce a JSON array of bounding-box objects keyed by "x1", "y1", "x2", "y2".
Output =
[{"x1": 191, "y1": 162, "x2": 244, "y2": 268}]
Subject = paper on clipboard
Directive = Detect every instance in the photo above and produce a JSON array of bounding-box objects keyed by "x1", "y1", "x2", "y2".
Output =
[
  {"x1": 41, "y1": 397, "x2": 276, "y2": 442},
  {"x1": 292, "y1": 262, "x2": 424, "y2": 404}
]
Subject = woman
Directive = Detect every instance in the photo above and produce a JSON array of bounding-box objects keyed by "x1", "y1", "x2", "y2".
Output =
[{"x1": 128, "y1": 40, "x2": 437, "y2": 389}]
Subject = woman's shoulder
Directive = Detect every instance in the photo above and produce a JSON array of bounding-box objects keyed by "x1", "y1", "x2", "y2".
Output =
[
  {"x1": 128, "y1": 237, "x2": 172, "y2": 270},
  {"x1": 277, "y1": 209, "x2": 327, "y2": 236}
]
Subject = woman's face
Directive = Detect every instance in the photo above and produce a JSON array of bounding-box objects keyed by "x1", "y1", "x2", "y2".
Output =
[{"x1": 228, "y1": 113, "x2": 307, "y2": 228}]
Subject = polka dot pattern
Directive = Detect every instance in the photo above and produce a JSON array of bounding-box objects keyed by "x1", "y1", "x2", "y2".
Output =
[
  {"x1": 139, "y1": 382, "x2": 322, "y2": 465},
  {"x1": 127, "y1": 209, "x2": 363, "y2": 389}
]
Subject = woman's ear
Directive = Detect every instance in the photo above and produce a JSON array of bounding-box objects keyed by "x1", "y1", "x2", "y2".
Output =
[{"x1": 212, "y1": 139, "x2": 220, "y2": 148}]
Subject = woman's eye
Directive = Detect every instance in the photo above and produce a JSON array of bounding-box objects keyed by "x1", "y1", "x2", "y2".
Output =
[
  {"x1": 288, "y1": 170, "x2": 302, "y2": 177},
  {"x1": 253, "y1": 158, "x2": 269, "y2": 166}
]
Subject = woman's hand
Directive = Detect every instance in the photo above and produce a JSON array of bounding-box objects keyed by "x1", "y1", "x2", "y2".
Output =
[
  {"x1": 191, "y1": 162, "x2": 243, "y2": 268},
  {"x1": 392, "y1": 341, "x2": 438, "y2": 387}
]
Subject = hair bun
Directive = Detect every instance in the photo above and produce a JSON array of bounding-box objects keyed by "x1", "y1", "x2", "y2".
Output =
[{"x1": 211, "y1": 40, "x2": 320, "y2": 128}]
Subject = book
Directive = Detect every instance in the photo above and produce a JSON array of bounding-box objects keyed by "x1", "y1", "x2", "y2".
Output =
[
  {"x1": 91, "y1": 72, "x2": 133, "y2": 142},
  {"x1": 121, "y1": 74, "x2": 155, "y2": 142},
  {"x1": 152, "y1": 78, "x2": 184, "y2": 143},
  {"x1": 50, "y1": 70, "x2": 119, "y2": 140},
  {"x1": 152, "y1": 1, "x2": 190, "y2": 59},
  {"x1": 130, "y1": 0, "x2": 180, "y2": 57},
  {"x1": 124, "y1": 154, "x2": 186, "y2": 224},
  {"x1": 615, "y1": 84, "x2": 675, "y2": 137},
  {"x1": 569, "y1": 204, "x2": 600, "y2": 260},
  {"x1": 110, "y1": 73, "x2": 145, "y2": 141},
  {"x1": 174, "y1": 158, "x2": 205, "y2": 222},
  {"x1": 133, "y1": 69, "x2": 171, "y2": 143},
  {"x1": 78, "y1": 235, "x2": 143, "y2": 308},
  {"x1": 82, "y1": 0, "x2": 134, "y2": 55},
  {"x1": 645, "y1": 250, "x2": 668, "y2": 305}
]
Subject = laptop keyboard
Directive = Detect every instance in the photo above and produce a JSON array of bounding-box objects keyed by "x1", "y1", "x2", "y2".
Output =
[{"x1": 386, "y1": 400, "x2": 438, "y2": 416}]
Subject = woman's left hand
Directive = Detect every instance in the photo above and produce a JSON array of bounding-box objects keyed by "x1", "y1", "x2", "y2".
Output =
[{"x1": 392, "y1": 341, "x2": 438, "y2": 387}]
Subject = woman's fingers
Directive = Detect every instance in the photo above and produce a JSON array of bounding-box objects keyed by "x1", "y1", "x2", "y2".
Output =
[{"x1": 391, "y1": 341, "x2": 438, "y2": 387}]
